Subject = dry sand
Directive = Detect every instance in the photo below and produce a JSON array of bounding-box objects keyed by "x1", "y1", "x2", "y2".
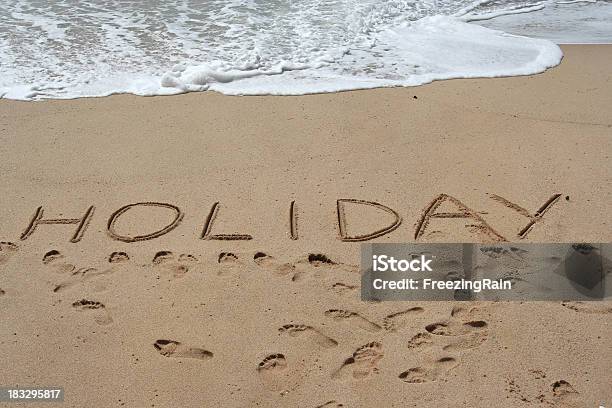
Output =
[{"x1": 0, "y1": 45, "x2": 610, "y2": 407}]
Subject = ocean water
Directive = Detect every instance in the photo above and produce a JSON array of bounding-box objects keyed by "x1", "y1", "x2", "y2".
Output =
[{"x1": 0, "y1": 0, "x2": 610, "y2": 100}]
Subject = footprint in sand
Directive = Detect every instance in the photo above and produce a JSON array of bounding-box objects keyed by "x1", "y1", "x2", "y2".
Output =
[
  {"x1": 331, "y1": 282, "x2": 358, "y2": 295},
  {"x1": 152, "y1": 250, "x2": 174, "y2": 264},
  {"x1": 424, "y1": 320, "x2": 488, "y2": 353},
  {"x1": 91, "y1": 252, "x2": 130, "y2": 292},
  {"x1": 532, "y1": 380, "x2": 580, "y2": 407},
  {"x1": 153, "y1": 251, "x2": 197, "y2": 278},
  {"x1": 218, "y1": 252, "x2": 238, "y2": 263},
  {"x1": 407, "y1": 332, "x2": 434, "y2": 349},
  {"x1": 549, "y1": 379, "x2": 581, "y2": 406},
  {"x1": 424, "y1": 306, "x2": 489, "y2": 352},
  {"x1": 307, "y1": 253, "x2": 358, "y2": 271},
  {"x1": 291, "y1": 253, "x2": 359, "y2": 282},
  {"x1": 257, "y1": 353, "x2": 293, "y2": 391},
  {"x1": 53, "y1": 272, "x2": 93, "y2": 293},
  {"x1": 153, "y1": 339, "x2": 213, "y2": 360},
  {"x1": 449, "y1": 305, "x2": 471, "y2": 318},
  {"x1": 332, "y1": 342, "x2": 384, "y2": 380},
  {"x1": 0, "y1": 242, "x2": 18, "y2": 265},
  {"x1": 478, "y1": 247, "x2": 530, "y2": 280},
  {"x1": 108, "y1": 251, "x2": 129, "y2": 263},
  {"x1": 253, "y1": 252, "x2": 296, "y2": 276},
  {"x1": 398, "y1": 356, "x2": 458, "y2": 384},
  {"x1": 479, "y1": 246, "x2": 529, "y2": 268},
  {"x1": 179, "y1": 253, "x2": 198, "y2": 263},
  {"x1": 42, "y1": 250, "x2": 102, "y2": 293},
  {"x1": 253, "y1": 252, "x2": 357, "y2": 281},
  {"x1": 561, "y1": 301, "x2": 612, "y2": 314},
  {"x1": 49, "y1": 251, "x2": 131, "y2": 294},
  {"x1": 442, "y1": 333, "x2": 488, "y2": 352},
  {"x1": 426, "y1": 306, "x2": 488, "y2": 336},
  {"x1": 72, "y1": 299, "x2": 113, "y2": 325},
  {"x1": 382, "y1": 307, "x2": 425, "y2": 332},
  {"x1": 325, "y1": 309, "x2": 381, "y2": 333},
  {"x1": 552, "y1": 380, "x2": 577, "y2": 397},
  {"x1": 510, "y1": 377, "x2": 579, "y2": 406},
  {"x1": 425, "y1": 320, "x2": 488, "y2": 337},
  {"x1": 42, "y1": 249, "x2": 63, "y2": 264},
  {"x1": 307, "y1": 253, "x2": 336, "y2": 267},
  {"x1": 279, "y1": 324, "x2": 338, "y2": 348},
  {"x1": 43, "y1": 249, "x2": 76, "y2": 273},
  {"x1": 215, "y1": 252, "x2": 243, "y2": 276}
]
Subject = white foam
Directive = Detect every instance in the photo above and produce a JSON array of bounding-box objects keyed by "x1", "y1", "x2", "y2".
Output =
[
  {"x1": 0, "y1": 0, "x2": 603, "y2": 100},
  {"x1": 161, "y1": 16, "x2": 562, "y2": 96}
]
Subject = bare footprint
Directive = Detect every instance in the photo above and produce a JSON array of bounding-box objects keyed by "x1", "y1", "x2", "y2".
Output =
[
  {"x1": 450, "y1": 305, "x2": 469, "y2": 318},
  {"x1": 301, "y1": 253, "x2": 359, "y2": 274},
  {"x1": 218, "y1": 252, "x2": 238, "y2": 263},
  {"x1": 424, "y1": 306, "x2": 490, "y2": 352},
  {"x1": 257, "y1": 353, "x2": 291, "y2": 391},
  {"x1": 42, "y1": 249, "x2": 63, "y2": 264},
  {"x1": 423, "y1": 322, "x2": 452, "y2": 336},
  {"x1": 153, "y1": 251, "x2": 194, "y2": 278},
  {"x1": 480, "y1": 246, "x2": 527, "y2": 259},
  {"x1": 0, "y1": 242, "x2": 18, "y2": 265},
  {"x1": 407, "y1": 332, "x2": 433, "y2": 349},
  {"x1": 53, "y1": 267, "x2": 102, "y2": 293},
  {"x1": 332, "y1": 342, "x2": 384, "y2": 380},
  {"x1": 398, "y1": 356, "x2": 458, "y2": 383},
  {"x1": 289, "y1": 253, "x2": 359, "y2": 282},
  {"x1": 153, "y1": 339, "x2": 213, "y2": 360},
  {"x1": 552, "y1": 380, "x2": 577, "y2": 398},
  {"x1": 425, "y1": 320, "x2": 488, "y2": 337},
  {"x1": 479, "y1": 246, "x2": 528, "y2": 268},
  {"x1": 254, "y1": 252, "x2": 296, "y2": 276},
  {"x1": 109, "y1": 251, "x2": 129, "y2": 263},
  {"x1": 179, "y1": 254, "x2": 198, "y2": 263},
  {"x1": 72, "y1": 299, "x2": 113, "y2": 325},
  {"x1": 331, "y1": 282, "x2": 358, "y2": 295},
  {"x1": 382, "y1": 307, "x2": 425, "y2": 331},
  {"x1": 42, "y1": 250, "x2": 75, "y2": 273},
  {"x1": 443, "y1": 332, "x2": 488, "y2": 352},
  {"x1": 537, "y1": 380, "x2": 580, "y2": 407},
  {"x1": 42, "y1": 251, "x2": 105, "y2": 292},
  {"x1": 152, "y1": 251, "x2": 174, "y2": 264},
  {"x1": 325, "y1": 309, "x2": 381, "y2": 333},
  {"x1": 398, "y1": 367, "x2": 433, "y2": 383},
  {"x1": 561, "y1": 301, "x2": 612, "y2": 314},
  {"x1": 308, "y1": 253, "x2": 336, "y2": 266},
  {"x1": 216, "y1": 252, "x2": 244, "y2": 276},
  {"x1": 279, "y1": 324, "x2": 338, "y2": 348}
]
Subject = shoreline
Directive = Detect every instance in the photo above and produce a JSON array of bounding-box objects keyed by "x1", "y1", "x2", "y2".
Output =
[{"x1": 0, "y1": 45, "x2": 609, "y2": 104}]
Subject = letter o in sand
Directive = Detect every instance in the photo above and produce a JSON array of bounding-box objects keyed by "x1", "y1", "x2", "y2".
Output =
[{"x1": 107, "y1": 202, "x2": 184, "y2": 242}]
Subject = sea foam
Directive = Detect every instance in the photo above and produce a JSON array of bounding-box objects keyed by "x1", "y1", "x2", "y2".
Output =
[{"x1": 0, "y1": 0, "x2": 608, "y2": 100}]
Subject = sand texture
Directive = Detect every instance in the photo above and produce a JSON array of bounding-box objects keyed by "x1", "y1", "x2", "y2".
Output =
[{"x1": 0, "y1": 45, "x2": 610, "y2": 407}]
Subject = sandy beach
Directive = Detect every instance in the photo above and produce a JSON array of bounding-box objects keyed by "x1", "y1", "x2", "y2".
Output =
[{"x1": 0, "y1": 45, "x2": 610, "y2": 407}]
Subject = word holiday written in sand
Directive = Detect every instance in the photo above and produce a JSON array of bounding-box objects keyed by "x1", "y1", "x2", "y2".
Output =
[{"x1": 18, "y1": 193, "x2": 562, "y2": 243}]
